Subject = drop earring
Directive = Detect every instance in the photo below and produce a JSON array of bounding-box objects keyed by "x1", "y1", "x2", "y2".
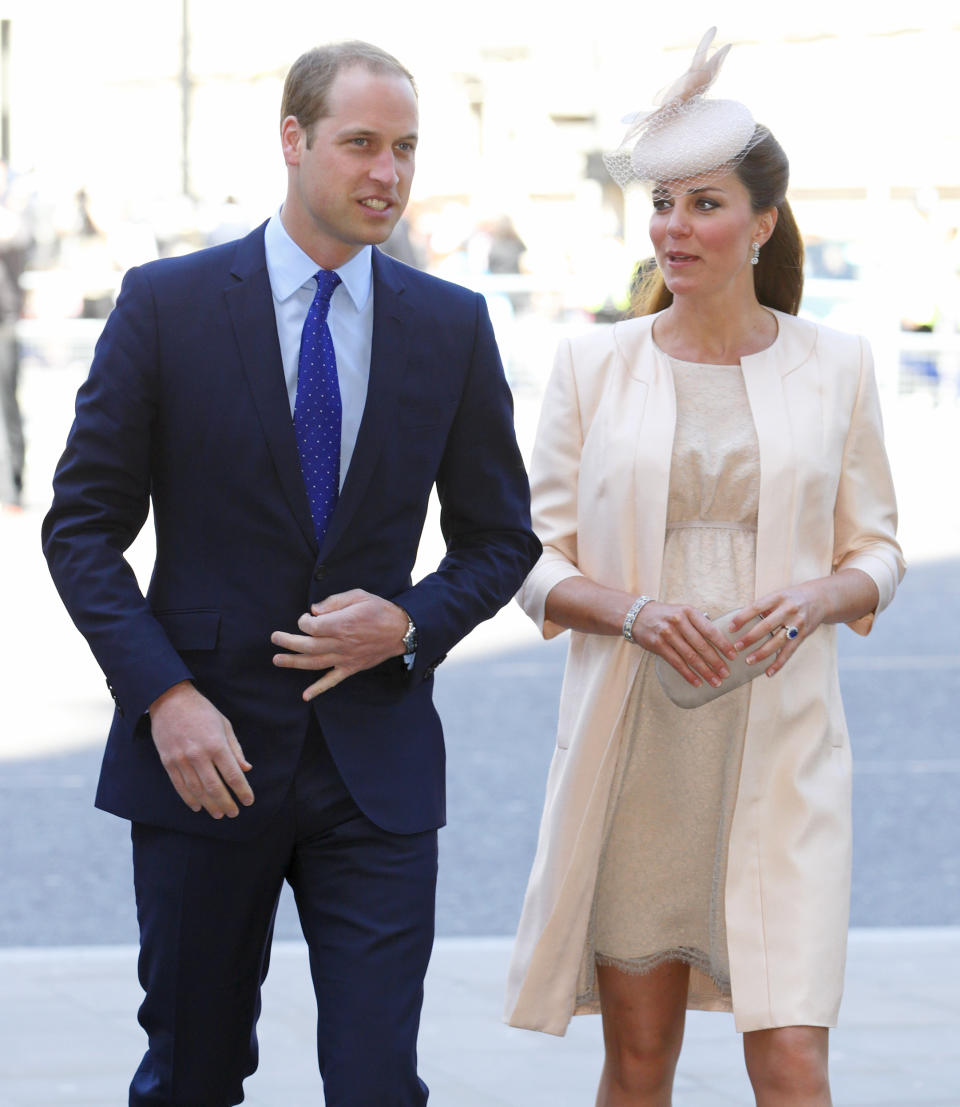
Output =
[{"x1": 751, "y1": 241, "x2": 760, "y2": 266}]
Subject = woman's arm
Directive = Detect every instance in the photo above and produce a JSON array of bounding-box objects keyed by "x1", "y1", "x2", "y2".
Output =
[
  {"x1": 526, "y1": 334, "x2": 737, "y2": 688},
  {"x1": 830, "y1": 335, "x2": 905, "y2": 633},
  {"x1": 726, "y1": 568, "x2": 880, "y2": 677},
  {"x1": 515, "y1": 338, "x2": 585, "y2": 638},
  {"x1": 729, "y1": 333, "x2": 901, "y2": 676},
  {"x1": 545, "y1": 576, "x2": 738, "y2": 689}
]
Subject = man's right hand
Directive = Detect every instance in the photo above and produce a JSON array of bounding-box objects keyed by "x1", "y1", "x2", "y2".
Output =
[{"x1": 148, "y1": 681, "x2": 254, "y2": 819}]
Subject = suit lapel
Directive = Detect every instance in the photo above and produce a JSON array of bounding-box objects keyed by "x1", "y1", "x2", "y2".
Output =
[
  {"x1": 224, "y1": 225, "x2": 317, "y2": 554},
  {"x1": 319, "y1": 249, "x2": 408, "y2": 558}
]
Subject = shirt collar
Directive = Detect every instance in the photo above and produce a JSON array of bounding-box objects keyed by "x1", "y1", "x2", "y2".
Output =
[{"x1": 264, "y1": 209, "x2": 373, "y2": 312}]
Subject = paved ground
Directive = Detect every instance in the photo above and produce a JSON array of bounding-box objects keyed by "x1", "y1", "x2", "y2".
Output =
[{"x1": 2, "y1": 930, "x2": 959, "y2": 1106}]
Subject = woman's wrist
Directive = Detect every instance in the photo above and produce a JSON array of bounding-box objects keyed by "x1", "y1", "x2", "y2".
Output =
[
  {"x1": 544, "y1": 578, "x2": 652, "y2": 638},
  {"x1": 622, "y1": 595, "x2": 654, "y2": 643}
]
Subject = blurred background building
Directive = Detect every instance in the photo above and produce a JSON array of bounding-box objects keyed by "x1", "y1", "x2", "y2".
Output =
[{"x1": 0, "y1": 0, "x2": 957, "y2": 402}]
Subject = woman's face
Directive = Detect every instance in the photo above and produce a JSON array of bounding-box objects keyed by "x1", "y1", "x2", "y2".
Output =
[{"x1": 648, "y1": 170, "x2": 774, "y2": 301}]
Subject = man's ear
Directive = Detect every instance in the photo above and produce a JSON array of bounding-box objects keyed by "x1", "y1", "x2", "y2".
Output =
[{"x1": 280, "y1": 115, "x2": 304, "y2": 167}]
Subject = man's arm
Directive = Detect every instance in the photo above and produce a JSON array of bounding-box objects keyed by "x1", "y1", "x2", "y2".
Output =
[
  {"x1": 42, "y1": 266, "x2": 254, "y2": 817},
  {"x1": 42, "y1": 266, "x2": 189, "y2": 717},
  {"x1": 392, "y1": 292, "x2": 541, "y2": 678}
]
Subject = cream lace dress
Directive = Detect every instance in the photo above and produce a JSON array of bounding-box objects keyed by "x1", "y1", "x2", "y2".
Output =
[{"x1": 584, "y1": 355, "x2": 761, "y2": 1010}]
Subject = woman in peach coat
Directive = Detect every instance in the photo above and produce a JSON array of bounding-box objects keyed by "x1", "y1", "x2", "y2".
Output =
[{"x1": 505, "y1": 31, "x2": 904, "y2": 1107}]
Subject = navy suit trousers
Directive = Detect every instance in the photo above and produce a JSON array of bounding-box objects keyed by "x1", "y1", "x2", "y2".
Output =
[{"x1": 129, "y1": 721, "x2": 437, "y2": 1106}]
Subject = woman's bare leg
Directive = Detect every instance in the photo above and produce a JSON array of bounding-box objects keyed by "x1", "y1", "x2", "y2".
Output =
[
  {"x1": 743, "y1": 1025, "x2": 831, "y2": 1106},
  {"x1": 594, "y1": 959, "x2": 690, "y2": 1107}
]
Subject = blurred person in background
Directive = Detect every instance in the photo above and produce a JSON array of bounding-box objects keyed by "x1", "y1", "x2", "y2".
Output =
[
  {"x1": 42, "y1": 39, "x2": 537, "y2": 1107},
  {"x1": 0, "y1": 162, "x2": 31, "y2": 511},
  {"x1": 505, "y1": 29, "x2": 904, "y2": 1105},
  {"x1": 487, "y1": 213, "x2": 530, "y2": 315},
  {"x1": 487, "y1": 213, "x2": 527, "y2": 275}
]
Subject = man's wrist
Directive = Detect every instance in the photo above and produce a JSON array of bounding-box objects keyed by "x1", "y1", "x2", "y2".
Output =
[
  {"x1": 397, "y1": 607, "x2": 418, "y2": 668},
  {"x1": 148, "y1": 680, "x2": 194, "y2": 717}
]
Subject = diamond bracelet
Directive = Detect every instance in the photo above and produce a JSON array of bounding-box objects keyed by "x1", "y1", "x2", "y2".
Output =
[{"x1": 622, "y1": 595, "x2": 653, "y2": 644}]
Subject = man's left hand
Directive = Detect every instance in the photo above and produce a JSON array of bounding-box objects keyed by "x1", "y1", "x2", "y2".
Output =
[{"x1": 271, "y1": 589, "x2": 409, "y2": 700}]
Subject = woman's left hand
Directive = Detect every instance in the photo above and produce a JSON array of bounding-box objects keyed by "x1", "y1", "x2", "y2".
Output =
[{"x1": 726, "y1": 583, "x2": 829, "y2": 677}]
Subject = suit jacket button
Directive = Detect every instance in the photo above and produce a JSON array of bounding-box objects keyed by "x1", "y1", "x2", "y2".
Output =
[{"x1": 313, "y1": 564, "x2": 326, "y2": 581}]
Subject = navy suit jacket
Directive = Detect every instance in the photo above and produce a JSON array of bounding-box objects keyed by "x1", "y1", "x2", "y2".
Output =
[{"x1": 42, "y1": 224, "x2": 540, "y2": 840}]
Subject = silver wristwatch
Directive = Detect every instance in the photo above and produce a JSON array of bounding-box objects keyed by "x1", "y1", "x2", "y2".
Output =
[
  {"x1": 622, "y1": 595, "x2": 653, "y2": 644},
  {"x1": 402, "y1": 616, "x2": 418, "y2": 656}
]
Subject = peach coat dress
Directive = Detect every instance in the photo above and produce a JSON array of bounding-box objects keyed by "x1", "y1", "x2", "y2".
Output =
[{"x1": 505, "y1": 309, "x2": 905, "y2": 1035}]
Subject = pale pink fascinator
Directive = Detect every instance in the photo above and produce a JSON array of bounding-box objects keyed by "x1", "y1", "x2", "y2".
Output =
[{"x1": 603, "y1": 27, "x2": 765, "y2": 190}]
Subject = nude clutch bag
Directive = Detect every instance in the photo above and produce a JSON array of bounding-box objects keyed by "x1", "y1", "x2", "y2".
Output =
[{"x1": 654, "y1": 608, "x2": 771, "y2": 709}]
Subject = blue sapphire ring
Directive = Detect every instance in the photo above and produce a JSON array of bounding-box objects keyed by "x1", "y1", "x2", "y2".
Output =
[{"x1": 784, "y1": 625, "x2": 799, "y2": 640}]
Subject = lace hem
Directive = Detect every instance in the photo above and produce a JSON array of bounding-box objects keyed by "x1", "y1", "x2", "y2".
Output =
[{"x1": 594, "y1": 945, "x2": 731, "y2": 995}]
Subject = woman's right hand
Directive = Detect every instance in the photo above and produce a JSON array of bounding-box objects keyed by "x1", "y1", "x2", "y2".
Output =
[{"x1": 631, "y1": 602, "x2": 738, "y2": 688}]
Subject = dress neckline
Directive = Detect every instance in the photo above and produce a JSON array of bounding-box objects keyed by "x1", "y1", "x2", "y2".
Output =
[{"x1": 662, "y1": 349, "x2": 741, "y2": 371}]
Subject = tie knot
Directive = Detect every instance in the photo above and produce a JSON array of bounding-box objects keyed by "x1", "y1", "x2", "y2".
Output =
[{"x1": 314, "y1": 269, "x2": 341, "y2": 305}]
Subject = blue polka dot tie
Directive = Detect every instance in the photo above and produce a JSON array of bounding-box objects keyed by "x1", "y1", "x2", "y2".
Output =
[{"x1": 294, "y1": 269, "x2": 342, "y2": 545}]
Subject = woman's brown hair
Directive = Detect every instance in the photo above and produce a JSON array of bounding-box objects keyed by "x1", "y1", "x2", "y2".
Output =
[{"x1": 630, "y1": 126, "x2": 804, "y2": 317}]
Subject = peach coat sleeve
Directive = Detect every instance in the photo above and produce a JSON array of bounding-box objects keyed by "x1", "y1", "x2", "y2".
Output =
[
  {"x1": 831, "y1": 337, "x2": 903, "y2": 633},
  {"x1": 515, "y1": 337, "x2": 586, "y2": 637}
]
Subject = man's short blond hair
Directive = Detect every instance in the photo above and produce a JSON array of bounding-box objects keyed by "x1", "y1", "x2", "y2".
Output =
[{"x1": 281, "y1": 41, "x2": 416, "y2": 145}]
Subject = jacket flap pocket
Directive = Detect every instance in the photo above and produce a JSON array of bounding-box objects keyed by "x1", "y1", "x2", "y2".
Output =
[{"x1": 155, "y1": 609, "x2": 221, "y2": 650}]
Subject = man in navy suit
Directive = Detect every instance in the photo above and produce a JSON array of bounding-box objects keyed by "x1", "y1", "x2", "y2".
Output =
[{"x1": 42, "y1": 40, "x2": 539, "y2": 1106}]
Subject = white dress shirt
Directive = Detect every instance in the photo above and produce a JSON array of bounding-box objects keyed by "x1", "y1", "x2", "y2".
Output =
[{"x1": 264, "y1": 211, "x2": 374, "y2": 488}]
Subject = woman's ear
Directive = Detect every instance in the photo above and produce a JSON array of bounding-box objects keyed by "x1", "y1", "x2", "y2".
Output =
[{"x1": 756, "y1": 206, "x2": 778, "y2": 247}]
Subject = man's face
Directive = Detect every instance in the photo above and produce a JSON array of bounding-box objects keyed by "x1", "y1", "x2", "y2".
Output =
[{"x1": 281, "y1": 65, "x2": 419, "y2": 268}]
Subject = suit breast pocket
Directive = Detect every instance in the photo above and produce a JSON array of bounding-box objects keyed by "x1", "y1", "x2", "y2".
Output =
[{"x1": 154, "y1": 608, "x2": 221, "y2": 651}]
